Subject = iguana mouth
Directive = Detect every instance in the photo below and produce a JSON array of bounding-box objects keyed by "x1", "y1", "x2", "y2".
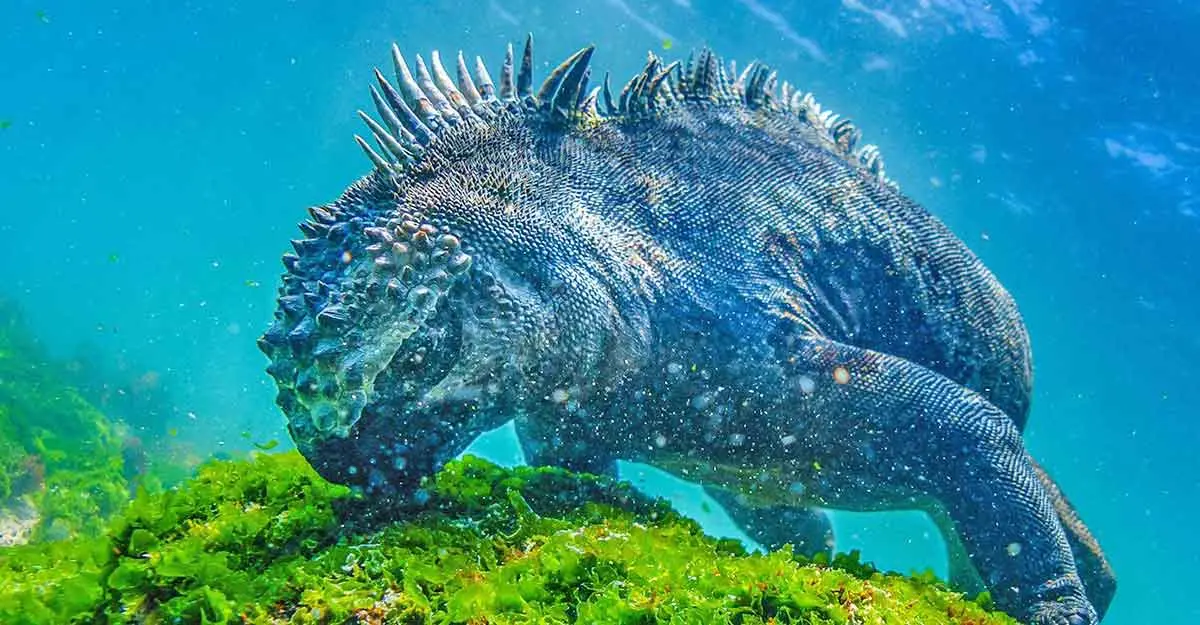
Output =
[
  {"x1": 296, "y1": 300, "x2": 467, "y2": 493},
  {"x1": 372, "y1": 297, "x2": 465, "y2": 414}
]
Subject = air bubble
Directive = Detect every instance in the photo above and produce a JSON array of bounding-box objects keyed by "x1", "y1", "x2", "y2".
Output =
[{"x1": 797, "y1": 375, "x2": 816, "y2": 394}]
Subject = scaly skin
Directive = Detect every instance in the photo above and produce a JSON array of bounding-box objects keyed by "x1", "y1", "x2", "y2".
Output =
[{"x1": 258, "y1": 38, "x2": 1114, "y2": 624}]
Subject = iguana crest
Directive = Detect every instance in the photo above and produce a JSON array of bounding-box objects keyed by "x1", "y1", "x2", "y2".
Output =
[{"x1": 354, "y1": 35, "x2": 892, "y2": 189}]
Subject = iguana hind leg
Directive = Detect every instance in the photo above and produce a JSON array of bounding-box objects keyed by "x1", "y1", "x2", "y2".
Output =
[{"x1": 788, "y1": 336, "x2": 1097, "y2": 625}]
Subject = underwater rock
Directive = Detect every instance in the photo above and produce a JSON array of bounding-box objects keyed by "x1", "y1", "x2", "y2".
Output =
[{"x1": 0, "y1": 499, "x2": 38, "y2": 547}]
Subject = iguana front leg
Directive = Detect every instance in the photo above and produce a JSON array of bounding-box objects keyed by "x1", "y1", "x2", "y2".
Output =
[{"x1": 787, "y1": 336, "x2": 1095, "y2": 625}]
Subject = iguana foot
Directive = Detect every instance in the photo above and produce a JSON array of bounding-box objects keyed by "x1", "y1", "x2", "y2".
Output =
[{"x1": 1029, "y1": 599, "x2": 1097, "y2": 625}]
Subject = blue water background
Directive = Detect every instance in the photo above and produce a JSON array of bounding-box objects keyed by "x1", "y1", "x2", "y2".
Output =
[{"x1": 2, "y1": 1, "x2": 1197, "y2": 623}]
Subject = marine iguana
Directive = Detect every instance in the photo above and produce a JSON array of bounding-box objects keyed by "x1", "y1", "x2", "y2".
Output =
[{"x1": 258, "y1": 36, "x2": 1115, "y2": 625}]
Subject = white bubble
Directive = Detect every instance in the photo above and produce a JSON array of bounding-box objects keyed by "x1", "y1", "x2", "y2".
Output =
[{"x1": 797, "y1": 375, "x2": 815, "y2": 394}]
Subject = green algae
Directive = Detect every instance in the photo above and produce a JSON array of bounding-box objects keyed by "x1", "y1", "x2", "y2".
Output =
[
  {"x1": 0, "y1": 300, "x2": 131, "y2": 541},
  {"x1": 0, "y1": 451, "x2": 1016, "y2": 625},
  {"x1": 0, "y1": 300, "x2": 1014, "y2": 623}
]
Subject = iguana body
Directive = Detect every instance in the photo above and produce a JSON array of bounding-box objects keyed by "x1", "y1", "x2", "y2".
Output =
[{"x1": 259, "y1": 37, "x2": 1114, "y2": 624}]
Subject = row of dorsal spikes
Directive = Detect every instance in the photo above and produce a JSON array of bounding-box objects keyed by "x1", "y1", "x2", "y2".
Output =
[{"x1": 356, "y1": 34, "x2": 891, "y2": 186}]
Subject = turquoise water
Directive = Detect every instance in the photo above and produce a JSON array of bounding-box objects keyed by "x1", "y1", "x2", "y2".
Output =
[{"x1": 1, "y1": 1, "x2": 1196, "y2": 623}]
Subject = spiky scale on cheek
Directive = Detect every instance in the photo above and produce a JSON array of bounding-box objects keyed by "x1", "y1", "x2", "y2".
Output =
[{"x1": 262, "y1": 193, "x2": 478, "y2": 439}]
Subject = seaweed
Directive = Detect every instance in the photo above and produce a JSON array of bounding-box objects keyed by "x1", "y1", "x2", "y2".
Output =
[
  {"x1": 0, "y1": 451, "x2": 1015, "y2": 624},
  {"x1": 0, "y1": 299, "x2": 131, "y2": 541}
]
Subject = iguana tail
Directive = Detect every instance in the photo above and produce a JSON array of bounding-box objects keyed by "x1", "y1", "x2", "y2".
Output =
[{"x1": 1030, "y1": 460, "x2": 1116, "y2": 619}]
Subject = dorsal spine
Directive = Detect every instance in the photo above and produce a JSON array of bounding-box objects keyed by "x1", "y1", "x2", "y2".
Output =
[{"x1": 355, "y1": 34, "x2": 895, "y2": 189}]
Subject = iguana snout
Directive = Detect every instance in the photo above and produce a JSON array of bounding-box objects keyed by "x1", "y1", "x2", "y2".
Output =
[{"x1": 258, "y1": 189, "x2": 490, "y2": 492}]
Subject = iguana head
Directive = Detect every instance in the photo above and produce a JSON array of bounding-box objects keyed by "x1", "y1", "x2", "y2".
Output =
[
  {"x1": 258, "y1": 36, "x2": 644, "y2": 497},
  {"x1": 259, "y1": 148, "x2": 556, "y2": 496}
]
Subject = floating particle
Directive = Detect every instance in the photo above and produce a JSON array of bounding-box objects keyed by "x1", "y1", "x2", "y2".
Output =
[
  {"x1": 666, "y1": 361, "x2": 683, "y2": 375},
  {"x1": 550, "y1": 388, "x2": 569, "y2": 403},
  {"x1": 654, "y1": 433, "x2": 667, "y2": 447},
  {"x1": 662, "y1": 39, "x2": 673, "y2": 50},
  {"x1": 789, "y1": 482, "x2": 806, "y2": 496},
  {"x1": 1006, "y1": 542, "x2": 1022, "y2": 557},
  {"x1": 729, "y1": 433, "x2": 746, "y2": 446},
  {"x1": 781, "y1": 434, "x2": 797, "y2": 446},
  {"x1": 244, "y1": 279, "x2": 261, "y2": 287},
  {"x1": 0, "y1": 120, "x2": 11, "y2": 130},
  {"x1": 797, "y1": 375, "x2": 815, "y2": 394},
  {"x1": 832, "y1": 366, "x2": 850, "y2": 384},
  {"x1": 253, "y1": 439, "x2": 279, "y2": 451},
  {"x1": 342, "y1": 250, "x2": 353, "y2": 263}
]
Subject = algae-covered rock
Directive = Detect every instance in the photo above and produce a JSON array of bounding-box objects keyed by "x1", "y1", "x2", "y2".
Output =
[
  {"x1": 0, "y1": 451, "x2": 1016, "y2": 624},
  {"x1": 0, "y1": 300, "x2": 131, "y2": 543}
]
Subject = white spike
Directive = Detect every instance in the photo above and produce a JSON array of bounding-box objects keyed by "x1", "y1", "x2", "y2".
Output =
[
  {"x1": 474, "y1": 55, "x2": 497, "y2": 102},
  {"x1": 391, "y1": 44, "x2": 443, "y2": 125},
  {"x1": 430, "y1": 50, "x2": 477, "y2": 122},
  {"x1": 358, "y1": 111, "x2": 414, "y2": 165},
  {"x1": 455, "y1": 51, "x2": 484, "y2": 107},
  {"x1": 354, "y1": 135, "x2": 394, "y2": 174},
  {"x1": 414, "y1": 54, "x2": 462, "y2": 124}
]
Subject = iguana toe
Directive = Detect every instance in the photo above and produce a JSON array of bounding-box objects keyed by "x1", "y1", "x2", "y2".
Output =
[{"x1": 1030, "y1": 600, "x2": 1097, "y2": 625}]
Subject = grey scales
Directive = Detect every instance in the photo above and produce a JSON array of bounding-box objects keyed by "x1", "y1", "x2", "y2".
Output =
[{"x1": 258, "y1": 34, "x2": 1115, "y2": 625}]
